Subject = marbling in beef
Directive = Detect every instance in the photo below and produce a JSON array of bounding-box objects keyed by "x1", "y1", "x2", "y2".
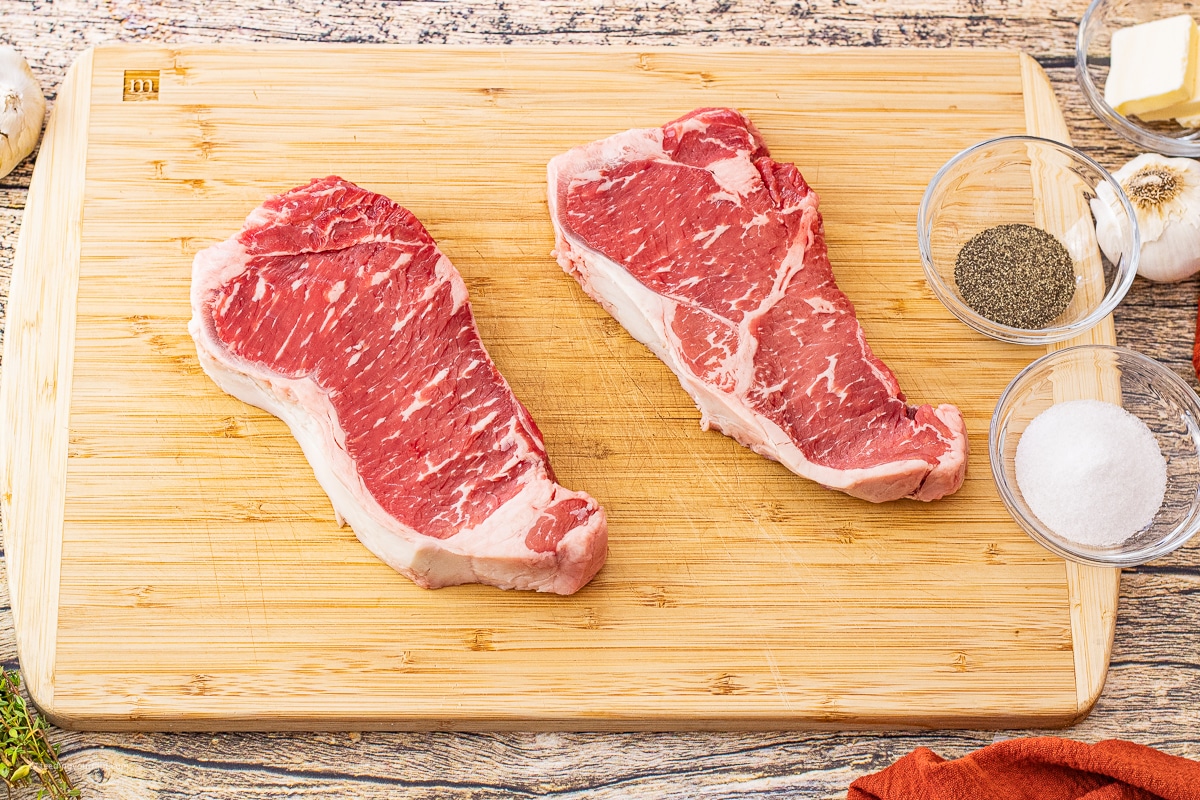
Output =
[
  {"x1": 190, "y1": 177, "x2": 607, "y2": 593},
  {"x1": 548, "y1": 109, "x2": 967, "y2": 502}
]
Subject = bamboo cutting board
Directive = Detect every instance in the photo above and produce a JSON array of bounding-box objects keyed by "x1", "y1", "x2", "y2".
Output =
[{"x1": 1, "y1": 45, "x2": 1120, "y2": 731}]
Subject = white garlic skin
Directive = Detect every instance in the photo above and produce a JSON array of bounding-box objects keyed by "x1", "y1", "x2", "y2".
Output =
[
  {"x1": 1141, "y1": 228, "x2": 1200, "y2": 282},
  {"x1": 1096, "y1": 153, "x2": 1200, "y2": 283},
  {"x1": 0, "y1": 46, "x2": 46, "y2": 180}
]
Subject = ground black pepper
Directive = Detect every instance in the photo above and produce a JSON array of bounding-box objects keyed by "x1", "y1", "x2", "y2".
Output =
[{"x1": 953, "y1": 223, "x2": 1076, "y2": 329}]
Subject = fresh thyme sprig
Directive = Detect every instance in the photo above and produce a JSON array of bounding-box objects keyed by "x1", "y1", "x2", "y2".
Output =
[{"x1": 0, "y1": 670, "x2": 77, "y2": 799}]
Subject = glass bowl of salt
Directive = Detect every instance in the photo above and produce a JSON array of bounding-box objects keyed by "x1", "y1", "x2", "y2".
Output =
[
  {"x1": 919, "y1": 136, "x2": 1139, "y2": 345},
  {"x1": 990, "y1": 344, "x2": 1200, "y2": 567}
]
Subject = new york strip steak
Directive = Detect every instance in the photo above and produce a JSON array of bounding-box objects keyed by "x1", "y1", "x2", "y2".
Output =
[
  {"x1": 548, "y1": 108, "x2": 968, "y2": 502},
  {"x1": 190, "y1": 177, "x2": 607, "y2": 594}
]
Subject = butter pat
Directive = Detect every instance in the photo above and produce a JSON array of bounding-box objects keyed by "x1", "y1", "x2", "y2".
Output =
[
  {"x1": 1141, "y1": 26, "x2": 1200, "y2": 121},
  {"x1": 1106, "y1": 14, "x2": 1199, "y2": 117}
]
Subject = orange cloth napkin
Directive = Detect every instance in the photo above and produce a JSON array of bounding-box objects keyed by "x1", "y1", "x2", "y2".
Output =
[{"x1": 848, "y1": 738, "x2": 1200, "y2": 800}]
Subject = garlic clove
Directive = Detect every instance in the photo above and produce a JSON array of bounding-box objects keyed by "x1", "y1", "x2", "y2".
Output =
[
  {"x1": 1095, "y1": 152, "x2": 1200, "y2": 283},
  {"x1": 1140, "y1": 221, "x2": 1200, "y2": 282},
  {"x1": 0, "y1": 46, "x2": 46, "y2": 181},
  {"x1": 1092, "y1": 181, "x2": 1133, "y2": 268}
]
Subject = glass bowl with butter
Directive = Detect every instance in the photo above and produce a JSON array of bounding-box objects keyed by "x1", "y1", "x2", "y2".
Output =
[
  {"x1": 990, "y1": 344, "x2": 1200, "y2": 567},
  {"x1": 918, "y1": 136, "x2": 1139, "y2": 346},
  {"x1": 1078, "y1": 0, "x2": 1200, "y2": 155}
]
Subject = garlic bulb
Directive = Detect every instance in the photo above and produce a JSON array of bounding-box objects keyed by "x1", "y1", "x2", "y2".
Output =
[
  {"x1": 0, "y1": 46, "x2": 46, "y2": 180},
  {"x1": 1094, "y1": 153, "x2": 1200, "y2": 282}
]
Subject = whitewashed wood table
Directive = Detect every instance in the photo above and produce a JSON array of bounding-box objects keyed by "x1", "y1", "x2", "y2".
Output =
[{"x1": 0, "y1": 1, "x2": 1197, "y2": 797}]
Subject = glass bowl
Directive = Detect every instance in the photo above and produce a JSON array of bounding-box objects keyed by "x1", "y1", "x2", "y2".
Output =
[
  {"x1": 1078, "y1": 0, "x2": 1200, "y2": 156},
  {"x1": 918, "y1": 136, "x2": 1139, "y2": 345},
  {"x1": 990, "y1": 344, "x2": 1200, "y2": 567}
]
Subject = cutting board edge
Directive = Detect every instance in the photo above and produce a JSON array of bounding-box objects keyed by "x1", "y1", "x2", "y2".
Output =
[
  {"x1": 0, "y1": 48, "x2": 95, "y2": 716},
  {"x1": 1018, "y1": 52, "x2": 1121, "y2": 722},
  {"x1": 35, "y1": 709, "x2": 1088, "y2": 735},
  {"x1": 5, "y1": 45, "x2": 1116, "y2": 732},
  {"x1": 83, "y1": 41, "x2": 1028, "y2": 58}
]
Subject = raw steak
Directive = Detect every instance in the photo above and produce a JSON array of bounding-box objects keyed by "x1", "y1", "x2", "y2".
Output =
[
  {"x1": 189, "y1": 177, "x2": 607, "y2": 594},
  {"x1": 548, "y1": 108, "x2": 968, "y2": 502}
]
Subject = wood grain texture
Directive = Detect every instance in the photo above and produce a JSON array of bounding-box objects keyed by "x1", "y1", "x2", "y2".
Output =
[
  {"x1": 5, "y1": 44, "x2": 1107, "y2": 732},
  {"x1": 0, "y1": 47, "x2": 93, "y2": 716},
  {"x1": 0, "y1": 1, "x2": 1196, "y2": 798},
  {"x1": 1019, "y1": 53, "x2": 1121, "y2": 718}
]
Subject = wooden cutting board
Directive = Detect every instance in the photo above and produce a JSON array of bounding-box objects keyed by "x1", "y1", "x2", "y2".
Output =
[{"x1": 1, "y1": 45, "x2": 1120, "y2": 731}]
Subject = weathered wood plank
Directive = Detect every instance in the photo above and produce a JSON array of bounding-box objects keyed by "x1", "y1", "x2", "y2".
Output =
[{"x1": 1, "y1": 0, "x2": 1198, "y2": 797}]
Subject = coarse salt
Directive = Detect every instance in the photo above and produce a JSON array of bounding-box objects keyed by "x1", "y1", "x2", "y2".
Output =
[{"x1": 1014, "y1": 399, "x2": 1167, "y2": 547}]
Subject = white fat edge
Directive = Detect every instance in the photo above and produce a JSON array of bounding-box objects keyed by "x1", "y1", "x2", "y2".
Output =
[
  {"x1": 198, "y1": 297, "x2": 586, "y2": 588},
  {"x1": 690, "y1": 376, "x2": 932, "y2": 501},
  {"x1": 549, "y1": 148, "x2": 941, "y2": 502},
  {"x1": 552, "y1": 224, "x2": 787, "y2": 477},
  {"x1": 930, "y1": 404, "x2": 971, "y2": 471},
  {"x1": 191, "y1": 339, "x2": 383, "y2": 526},
  {"x1": 189, "y1": 252, "x2": 422, "y2": 577},
  {"x1": 430, "y1": 253, "x2": 469, "y2": 313},
  {"x1": 190, "y1": 205, "x2": 597, "y2": 584},
  {"x1": 389, "y1": 464, "x2": 603, "y2": 592},
  {"x1": 756, "y1": 413, "x2": 931, "y2": 500},
  {"x1": 553, "y1": 228, "x2": 675, "y2": 361},
  {"x1": 549, "y1": 125, "x2": 668, "y2": 208},
  {"x1": 552, "y1": 147, "x2": 772, "y2": 453},
  {"x1": 190, "y1": 236, "x2": 257, "y2": 332},
  {"x1": 192, "y1": 336, "x2": 599, "y2": 591}
]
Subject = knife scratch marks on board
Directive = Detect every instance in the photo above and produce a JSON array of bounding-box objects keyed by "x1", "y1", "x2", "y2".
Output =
[{"x1": 762, "y1": 648, "x2": 795, "y2": 712}]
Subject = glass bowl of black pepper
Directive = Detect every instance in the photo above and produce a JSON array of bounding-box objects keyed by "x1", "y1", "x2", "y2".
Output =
[
  {"x1": 990, "y1": 344, "x2": 1200, "y2": 567},
  {"x1": 918, "y1": 135, "x2": 1139, "y2": 345},
  {"x1": 1077, "y1": 0, "x2": 1200, "y2": 157}
]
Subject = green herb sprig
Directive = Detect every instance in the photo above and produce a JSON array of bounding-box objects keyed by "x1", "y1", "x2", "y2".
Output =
[{"x1": 0, "y1": 670, "x2": 77, "y2": 799}]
